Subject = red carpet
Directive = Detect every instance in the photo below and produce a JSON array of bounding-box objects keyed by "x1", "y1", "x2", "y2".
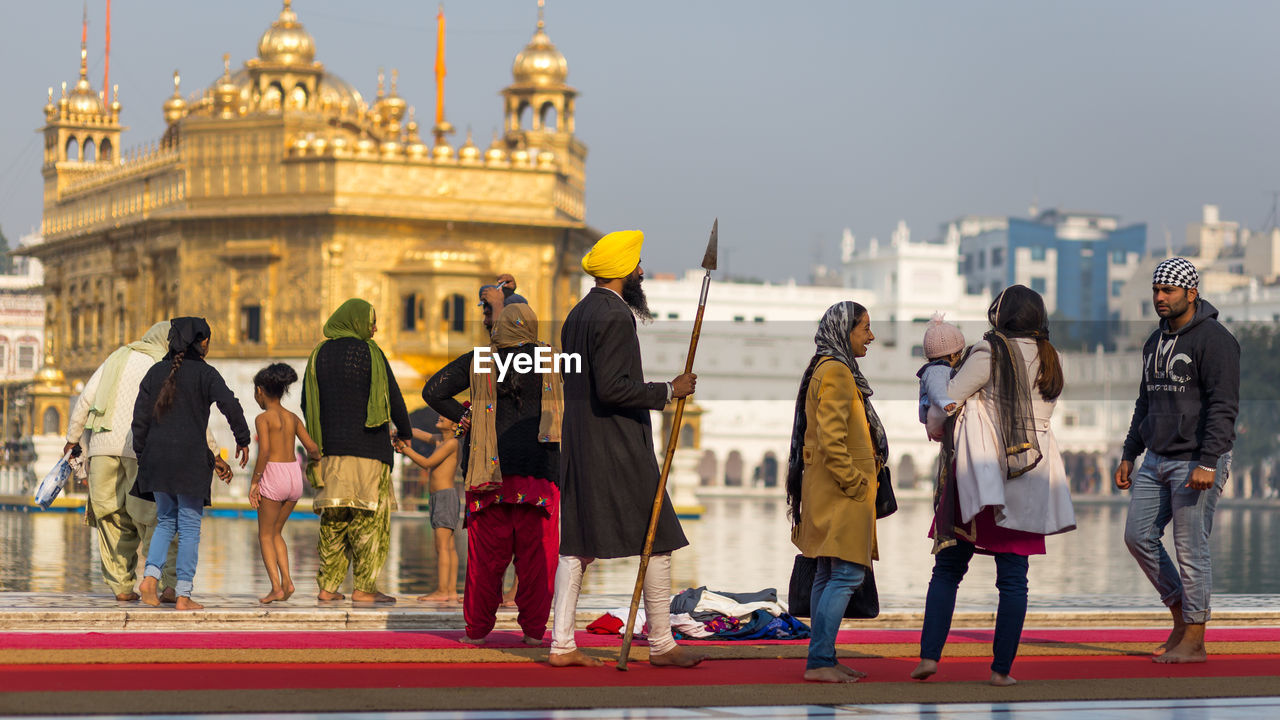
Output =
[
  {"x1": 4, "y1": 627, "x2": 1277, "y2": 650},
  {"x1": 3, "y1": 654, "x2": 1278, "y2": 694}
]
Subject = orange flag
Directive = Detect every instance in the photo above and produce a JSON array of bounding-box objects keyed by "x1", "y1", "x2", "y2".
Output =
[{"x1": 434, "y1": 5, "x2": 446, "y2": 125}]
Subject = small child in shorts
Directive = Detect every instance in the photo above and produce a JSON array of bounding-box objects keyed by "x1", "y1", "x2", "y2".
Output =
[
  {"x1": 918, "y1": 313, "x2": 966, "y2": 442},
  {"x1": 248, "y1": 363, "x2": 320, "y2": 604},
  {"x1": 395, "y1": 415, "x2": 461, "y2": 604}
]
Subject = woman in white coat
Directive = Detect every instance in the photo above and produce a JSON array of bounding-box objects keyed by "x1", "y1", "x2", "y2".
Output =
[{"x1": 911, "y1": 284, "x2": 1075, "y2": 686}]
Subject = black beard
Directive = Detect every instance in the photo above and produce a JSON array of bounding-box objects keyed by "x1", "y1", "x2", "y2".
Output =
[{"x1": 621, "y1": 274, "x2": 652, "y2": 323}]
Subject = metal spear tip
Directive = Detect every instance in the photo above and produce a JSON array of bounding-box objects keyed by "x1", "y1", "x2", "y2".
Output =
[{"x1": 701, "y1": 218, "x2": 718, "y2": 271}]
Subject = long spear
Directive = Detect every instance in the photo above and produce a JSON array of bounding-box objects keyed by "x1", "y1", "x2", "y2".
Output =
[{"x1": 618, "y1": 219, "x2": 718, "y2": 670}]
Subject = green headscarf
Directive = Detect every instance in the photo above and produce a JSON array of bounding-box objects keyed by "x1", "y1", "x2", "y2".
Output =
[
  {"x1": 86, "y1": 321, "x2": 171, "y2": 432},
  {"x1": 302, "y1": 299, "x2": 392, "y2": 464}
]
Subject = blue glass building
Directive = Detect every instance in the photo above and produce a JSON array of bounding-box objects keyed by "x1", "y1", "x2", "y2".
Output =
[{"x1": 956, "y1": 210, "x2": 1146, "y2": 349}]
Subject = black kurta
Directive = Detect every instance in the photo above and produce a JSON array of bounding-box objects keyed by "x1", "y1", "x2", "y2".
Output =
[
  {"x1": 558, "y1": 287, "x2": 688, "y2": 559},
  {"x1": 131, "y1": 355, "x2": 251, "y2": 504},
  {"x1": 422, "y1": 345, "x2": 560, "y2": 484},
  {"x1": 301, "y1": 337, "x2": 413, "y2": 465}
]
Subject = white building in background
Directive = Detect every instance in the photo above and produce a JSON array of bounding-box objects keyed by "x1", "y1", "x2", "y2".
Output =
[
  {"x1": 625, "y1": 221, "x2": 1132, "y2": 499},
  {"x1": 0, "y1": 234, "x2": 46, "y2": 387}
]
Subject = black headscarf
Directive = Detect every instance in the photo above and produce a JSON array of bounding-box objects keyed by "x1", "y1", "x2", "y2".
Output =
[
  {"x1": 168, "y1": 316, "x2": 211, "y2": 358},
  {"x1": 786, "y1": 301, "x2": 888, "y2": 527}
]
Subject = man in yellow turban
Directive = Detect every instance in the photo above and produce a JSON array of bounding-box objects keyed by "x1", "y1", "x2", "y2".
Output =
[
  {"x1": 550, "y1": 230, "x2": 705, "y2": 669},
  {"x1": 578, "y1": 230, "x2": 652, "y2": 322}
]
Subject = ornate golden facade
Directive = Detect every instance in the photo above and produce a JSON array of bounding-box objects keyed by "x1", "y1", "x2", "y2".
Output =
[{"x1": 26, "y1": 1, "x2": 596, "y2": 401}]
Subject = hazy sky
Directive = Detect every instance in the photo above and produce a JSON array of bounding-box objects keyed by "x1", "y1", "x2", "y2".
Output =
[{"x1": 2, "y1": 1, "x2": 1279, "y2": 281}]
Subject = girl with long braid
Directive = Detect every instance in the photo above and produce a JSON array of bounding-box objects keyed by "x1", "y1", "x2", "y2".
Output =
[{"x1": 131, "y1": 317, "x2": 251, "y2": 610}]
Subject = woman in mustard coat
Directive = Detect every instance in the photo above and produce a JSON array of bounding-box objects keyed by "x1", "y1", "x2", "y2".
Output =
[{"x1": 787, "y1": 301, "x2": 884, "y2": 683}]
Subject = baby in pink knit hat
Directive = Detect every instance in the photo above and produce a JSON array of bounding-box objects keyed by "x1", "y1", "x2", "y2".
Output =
[{"x1": 917, "y1": 313, "x2": 967, "y2": 441}]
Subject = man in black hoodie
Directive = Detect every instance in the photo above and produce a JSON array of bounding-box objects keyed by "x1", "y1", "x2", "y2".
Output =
[{"x1": 1115, "y1": 257, "x2": 1239, "y2": 665}]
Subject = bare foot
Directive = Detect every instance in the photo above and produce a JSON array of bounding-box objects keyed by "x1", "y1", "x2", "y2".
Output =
[
  {"x1": 115, "y1": 592, "x2": 140, "y2": 602},
  {"x1": 138, "y1": 577, "x2": 161, "y2": 607},
  {"x1": 910, "y1": 658, "x2": 938, "y2": 680},
  {"x1": 416, "y1": 591, "x2": 454, "y2": 604},
  {"x1": 501, "y1": 594, "x2": 517, "y2": 608},
  {"x1": 317, "y1": 589, "x2": 346, "y2": 602},
  {"x1": 837, "y1": 663, "x2": 867, "y2": 679},
  {"x1": 649, "y1": 646, "x2": 707, "y2": 668},
  {"x1": 459, "y1": 635, "x2": 487, "y2": 646},
  {"x1": 259, "y1": 589, "x2": 286, "y2": 604},
  {"x1": 804, "y1": 666, "x2": 858, "y2": 683},
  {"x1": 280, "y1": 583, "x2": 295, "y2": 601},
  {"x1": 160, "y1": 587, "x2": 178, "y2": 604},
  {"x1": 548, "y1": 649, "x2": 604, "y2": 667},
  {"x1": 1152, "y1": 642, "x2": 1207, "y2": 664},
  {"x1": 175, "y1": 596, "x2": 204, "y2": 611},
  {"x1": 1153, "y1": 623, "x2": 1187, "y2": 656},
  {"x1": 352, "y1": 590, "x2": 396, "y2": 604},
  {"x1": 522, "y1": 636, "x2": 542, "y2": 647},
  {"x1": 990, "y1": 672, "x2": 1017, "y2": 686}
]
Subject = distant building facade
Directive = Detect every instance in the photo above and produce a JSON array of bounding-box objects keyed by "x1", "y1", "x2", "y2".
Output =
[{"x1": 950, "y1": 209, "x2": 1146, "y2": 349}]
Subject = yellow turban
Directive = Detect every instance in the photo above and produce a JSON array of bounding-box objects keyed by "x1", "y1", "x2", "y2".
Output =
[{"x1": 582, "y1": 230, "x2": 644, "y2": 279}]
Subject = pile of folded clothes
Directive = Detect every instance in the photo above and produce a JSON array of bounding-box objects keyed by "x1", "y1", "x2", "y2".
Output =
[{"x1": 585, "y1": 586, "x2": 809, "y2": 641}]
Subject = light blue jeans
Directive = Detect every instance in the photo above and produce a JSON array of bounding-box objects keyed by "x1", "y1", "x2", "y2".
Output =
[
  {"x1": 806, "y1": 557, "x2": 867, "y2": 670},
  {"x1": 1123, "y1": 452, "x2": 1229, "y2": 624},
  {"x1": 144, "y1": 492, "x2": 204, "y2": 598}
]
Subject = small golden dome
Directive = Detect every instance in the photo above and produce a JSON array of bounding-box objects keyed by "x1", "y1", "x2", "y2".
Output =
[
  {"x1": 510, "y1": 148, "x2": 531, "y2": 166},
  {"x1": 458, "y1": 128, "x2": 481, "y2": 163},
  {"x1": 485, "y1": 131, "x2": 508, "y2": 164},
  {"x1": 257, "y1": 0, "x2": 316, "y2": 66},
  {"x1": 163, "y1": 71, "x2": 187, "y2": 125},
  {"x1": 68, "y1": 78, "x2": 104, "y2": 116},
  {"x1": 432, "y1": 140, "x2": 454, "y2": 161},
  {"x1": 33, "y1": 349, "x2": 67, "y2": 389},
  {"x1": 536, "y1": 149, "x2": 556, "y2": 168},
  {"x1": 214, "y1": 55, "x2": 241, "y2": 117},
  {"x1": 44, "y1": 87, "x2": 57, "y2": 119},
  {"x1": 512, "y1": 20, "x2": 569, "y2": 87}
]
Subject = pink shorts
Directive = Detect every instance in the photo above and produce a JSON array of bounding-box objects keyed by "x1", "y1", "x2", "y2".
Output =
[{"x1": 259, "y1": 461, "x2": 303, "y2": 503}]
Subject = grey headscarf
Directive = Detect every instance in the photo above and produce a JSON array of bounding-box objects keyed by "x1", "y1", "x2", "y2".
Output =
[{"x1": 786, "y1": 301, "x2": 888, "y2": 526}]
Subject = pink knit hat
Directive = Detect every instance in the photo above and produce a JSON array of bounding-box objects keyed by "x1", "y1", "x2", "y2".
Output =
[{"x1": 923, "y1": 313, "x2": 965, "y2": 359}]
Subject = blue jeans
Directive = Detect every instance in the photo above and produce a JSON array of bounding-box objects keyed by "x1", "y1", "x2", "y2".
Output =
[
  {"x1": 144, "y1": 492, "x2": 204, "y2": 598},
  {"x1": 805, "y1": 557, "x2": 867, "y2": 670},
  {"x1": 919, "y1": 541, "x2": 1029, "y2": 675},
  {"x1": 1123, "y1": 452, "x2": 1228, "y2": 624}
]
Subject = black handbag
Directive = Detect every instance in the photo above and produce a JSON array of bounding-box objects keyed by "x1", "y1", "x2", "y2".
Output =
[
  {"x1": 787, "y1": 554, "x2": 879, "y2": 619},
  {"x1": 875, "y1": 465, "x2": 897, "y2": 519}
]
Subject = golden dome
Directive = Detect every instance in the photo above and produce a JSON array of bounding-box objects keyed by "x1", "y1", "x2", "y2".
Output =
[
  {"x1": 163, "y1": 71, "x2": 187, "y2": 125},
  {"x1": 257, "y1": 0, "x2": 316, "y2": 66},
  {"x1": 485, "y1": 131, "x2": 508, "y2": 165},
  {"x1": 34, "y1": 348, "x2": 67, "y2": 389},
  {"x1": 512, "y1": 17, "x2": 568, "y2": 87},
  {"x1": 44, "y1": 88, "x2": 56, "y2": 119},
  {"x1": 371, "y1": 69, "x2": 407, "y2": 129},
  {"x1": 458, "y1": 129, "x2": 480, "y2": 163}
]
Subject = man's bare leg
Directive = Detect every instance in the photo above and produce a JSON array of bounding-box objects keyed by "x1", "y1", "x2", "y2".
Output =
[
  {"x1": 549, "y1": 650, "x2": 603, "y2": 667},
  {"x1": 1153, "y1": 602, "x2": 1187, "y2": 656},
  {"x1": 804, "y1": 666, "x2": 858, "y2": 683},
  {"x1": 1154, "y1": 622, "x2": 1207, "y2": 663},
  {"x1": 910, "y1": 658, "x2": 938, "y2": 680}
]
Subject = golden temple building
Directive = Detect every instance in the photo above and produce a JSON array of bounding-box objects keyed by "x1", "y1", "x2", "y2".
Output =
[{"x1": 24, "y1": 0, "x2": 597, "y2": 413}]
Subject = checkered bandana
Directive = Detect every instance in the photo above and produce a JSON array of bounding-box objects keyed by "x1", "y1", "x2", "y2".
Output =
[{"x1": 1152, "y1": 257, "x2": 1198, "y2": 289}]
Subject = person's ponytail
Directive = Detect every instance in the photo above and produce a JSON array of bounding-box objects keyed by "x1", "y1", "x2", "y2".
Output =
[
  {"x1": 154, "y1": 353, "x2": 184, "y2": 417},
  {"x1": 1035, "y1": 337, "x2": 1064, "y2": 401}
]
